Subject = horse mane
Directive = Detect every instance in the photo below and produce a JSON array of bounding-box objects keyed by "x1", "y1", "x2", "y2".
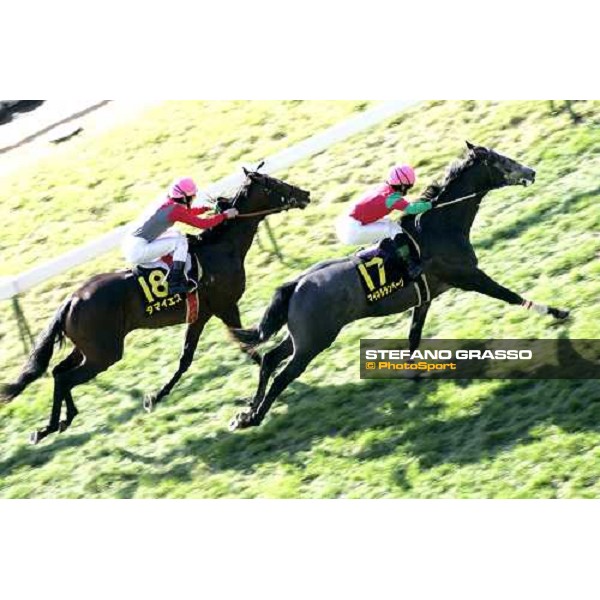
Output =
[{"x1": 421, "y1": 153, "x2": 477, "y2": 202}]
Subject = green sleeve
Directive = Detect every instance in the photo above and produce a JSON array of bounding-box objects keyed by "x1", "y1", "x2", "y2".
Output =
[
  {"x1": 404, "y1": 200, "x2": 432, "y2": 215},
  {"x1": 384, "y1": 192, "x2": 403, "y2": 209}
]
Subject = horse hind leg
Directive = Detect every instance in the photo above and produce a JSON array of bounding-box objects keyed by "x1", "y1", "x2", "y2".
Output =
[
  {"x1": 230, "y1": 349, "x2": 315, "y2": 430},
  {"x1": 230, "y1": 329, "x2": 337, "y2": 430},
  {"x1": 28, "y1": 349, "x2": 80, "y2": 444},
  {"x1": 232, "y1": 335, "x2": 293, "y2": 411},
  {"x1": 30, "y1": 348, "x2": 120, "y2": 445},
  {"x1": 55, "y1": 349, "x2": 83, "y2": 431}
]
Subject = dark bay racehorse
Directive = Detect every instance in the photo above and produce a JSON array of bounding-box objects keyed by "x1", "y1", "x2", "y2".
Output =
[
  {"x1": 1, "y1": 170, "x2": 310, "y2": 443},
  {"x1": 230, "y1": 142, "x2": 570, "y2": 430}
]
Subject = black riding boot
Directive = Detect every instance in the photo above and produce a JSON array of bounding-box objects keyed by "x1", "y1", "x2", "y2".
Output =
[
  {"x1": 392, "y1": 234, "x2": 423, "y2": 281},
  {"x1": 167, "y1": 261, "x2": 196, "y2": 295}
]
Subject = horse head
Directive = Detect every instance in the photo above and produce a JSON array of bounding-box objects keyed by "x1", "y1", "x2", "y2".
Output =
[
  {"x1": 465, "y1": 141, "x2": 536, "y2": 189},
  {"x1": 235, "y1": 165, "x2": 311, "y2": 215}
]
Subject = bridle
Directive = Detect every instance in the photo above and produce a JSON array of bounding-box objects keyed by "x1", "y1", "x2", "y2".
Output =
[{"x1": 229, "y1": 170, "x2": 305, "y2": 219}]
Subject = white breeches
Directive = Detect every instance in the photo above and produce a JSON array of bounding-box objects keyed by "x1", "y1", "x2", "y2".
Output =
[
  {"x1": 335, "y1": 215, "x2": 402, "y2": 246},
  {"x1": 122, "y1": 232, "x2": 189, "y2": 266}
]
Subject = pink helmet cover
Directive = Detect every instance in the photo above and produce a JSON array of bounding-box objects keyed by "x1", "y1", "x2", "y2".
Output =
[
  {"x1": 169, "y1": 177, "x2": 198, "y2": 199},
  {"x1": 388, "y1": 165, "x2": 416, "y2": 187}
]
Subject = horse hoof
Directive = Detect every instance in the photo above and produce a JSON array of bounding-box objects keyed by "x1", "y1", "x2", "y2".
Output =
[
  {"x1": 143, "y1": 395, "x2": 156, "y2": 413},
  {"x1": 29, "y1": 431, "x2": 40, "y2": 445},
  {"x1": 229, "y1": 414, "x2": 247, "y2": 431},
  {"x1": 229, "y1": 411, "x2": 258, "y2": 431},
  {"x1": 58, "y1": 421, "x2": 68, "y2": 433}
]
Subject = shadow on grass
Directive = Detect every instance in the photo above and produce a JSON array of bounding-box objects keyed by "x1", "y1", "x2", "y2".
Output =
[
  {"x1": 0, "y1": 432, "x2": 94, "y2": 479},
  {"x1": 0, "y1": 397, "x2": 146, "y2": 480},
  {"x1": 113, "y1": 364, "x2": 599, "y2": 495},
  {"x1": 5, "y1": 334, "x2": 597, "y2": 497},
  {"x1": 0, "y1": 350, "x2": 251, "y2": 486}
]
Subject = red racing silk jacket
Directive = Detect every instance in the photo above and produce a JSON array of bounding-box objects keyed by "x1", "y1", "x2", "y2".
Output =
[
  {"x1": 350, "y1": 183, "x2": 431, "y2": 225},
  {"x1": 133, "y1": 198, "x2": 227, "y2": 241}
]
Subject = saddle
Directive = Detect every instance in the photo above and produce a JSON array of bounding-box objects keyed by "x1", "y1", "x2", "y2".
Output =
[
  {"x1": 353, "y1": 232, "x2": 423, "y2": 304},
  {"x1": 133, "y1": 254, "x2": 202, "y2": 323},
  {"x1": 132, "y1": 252, "x2": 199, "y2": 280}
]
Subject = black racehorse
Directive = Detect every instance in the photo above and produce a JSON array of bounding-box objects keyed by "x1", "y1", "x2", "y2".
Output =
[
  {"x1": 230, "y1": 142, "x2": 570, "y2": 429},
  {"x1": 1, "y1": 169, "x2": 310, "y2": 443}
]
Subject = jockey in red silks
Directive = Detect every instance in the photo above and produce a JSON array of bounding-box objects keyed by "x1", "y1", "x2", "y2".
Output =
[
  {"x1": 122, "y1": 177, "x2": 238, "y2": 294},
  {"x1": 336, "y1": 165, "x2": 432, "y2": 246},
  {"x1": 335, "y1": 165, "x2": 433, "y2": 278}
]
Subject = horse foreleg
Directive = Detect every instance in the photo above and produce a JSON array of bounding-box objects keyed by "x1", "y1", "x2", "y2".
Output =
[
  {"x1": 408, "y1": 301, "x2": 431, "y2": 353},
  {"x1": 143, "y1": 314, "x2": 209, "y2": 412},
  {"x1": 405, "y1": 301, "x2": 432, "y2": 383},
  {"x1": 450, "y1": 268, "x2": 570, "y2": 320},
  {"x1": 218, "y1": 304, "x2": 262, "y2": 366}
]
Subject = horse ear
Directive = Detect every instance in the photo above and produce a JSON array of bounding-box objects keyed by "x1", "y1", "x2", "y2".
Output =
[
  {"x1": 242, "y1": 167, "x2": 250, "y2": 176},
  {"x1": 466, "y1": 141, "x2": 488, "y2": 158}
]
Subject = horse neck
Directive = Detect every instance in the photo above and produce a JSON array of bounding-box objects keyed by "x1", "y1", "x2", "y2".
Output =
[
  {"x1": 435, "y1": 193, "x2": 485, "y2": 237},
  {"x1": 425, "y1": 163, "x2": 491, "y2": 237},
  {"x1": 223, "y1": 216, "x2": 263, "y2": 261}
]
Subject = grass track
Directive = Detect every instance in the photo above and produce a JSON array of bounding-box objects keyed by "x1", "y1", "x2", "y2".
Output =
[{"x1": 0, "y1": 100, "x2": 599, "y2": 498}]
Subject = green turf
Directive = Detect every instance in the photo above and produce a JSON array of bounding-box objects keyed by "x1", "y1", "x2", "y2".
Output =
[{"x1": 1, "y1": 100, "x2": 599, "y2": 498}]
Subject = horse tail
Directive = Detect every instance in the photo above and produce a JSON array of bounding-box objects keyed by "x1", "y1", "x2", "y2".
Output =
[
  {"x1": 0, "y1": 299, "x2": 70, "y2": 404},
  {"x1": 232, "y1": 280, "x2": 298, "y2": 347}
]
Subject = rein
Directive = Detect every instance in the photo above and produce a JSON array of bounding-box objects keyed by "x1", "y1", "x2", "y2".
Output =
[
  {"x1": 433, "y1": 192, "x2": 478, "y2": 209},
  {"x1": 236, "y1": 207, "x2": 289, "y2": 219},
  {"x1": 230, "y1": 171, "x2": 299, "y2": 219},
  {"x1": 417, "y1": 192, "x2": 481, "y2": 231},
  {"x1": 431, "y1": 156, "x2": 495, "y2": 210}
]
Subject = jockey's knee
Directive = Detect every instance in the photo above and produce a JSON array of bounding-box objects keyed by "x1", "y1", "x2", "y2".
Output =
[
  {"x1": 172, "y1": 236, "x2": 189, "y2": 262},
  {"x1": 335, "y1": 216, "x2": 362, "y2": 245}
]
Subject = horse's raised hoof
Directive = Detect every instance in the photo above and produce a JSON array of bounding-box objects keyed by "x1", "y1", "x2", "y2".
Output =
[
  {"x1": 549, "y1": 307, "x2": 571, "y2": 321},
  {"x1": 143, "y1": 394, "x2": 157, "y2": 413},
  {"x1": 229, "y1": 411, "x2": 256, "y2": 431}
]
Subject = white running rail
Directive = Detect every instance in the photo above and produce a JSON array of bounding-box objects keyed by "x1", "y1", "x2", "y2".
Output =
[{"x1": 0, "y1": 99, "x2": 420, "y2": 300}]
